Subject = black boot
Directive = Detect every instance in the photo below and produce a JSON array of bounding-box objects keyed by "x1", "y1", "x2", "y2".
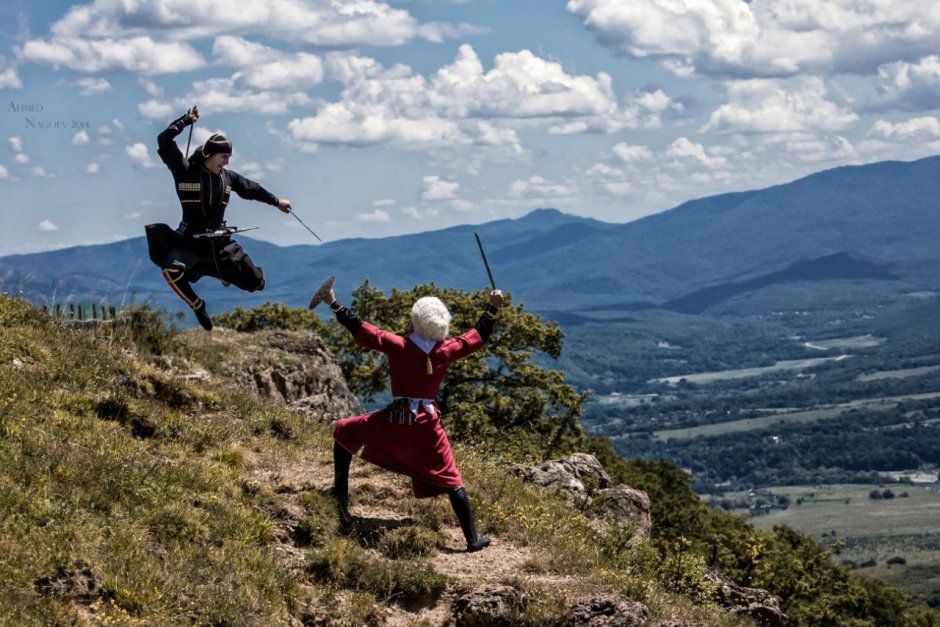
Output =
[
  {"x1": 449, "y1": 487, "x2": 490, "y2": 552},
  {"x1": 333, "y1": 441, "x2": 352, "y2": 527},
  {"x1": 193, "y1": 300, "x2": 213, "y2": 331}
]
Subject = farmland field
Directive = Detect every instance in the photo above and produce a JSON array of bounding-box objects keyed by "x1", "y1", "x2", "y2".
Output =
[
  {"x1": 723, "y1": 483, "x2": 940, "y2": 607},
  {"x1": 653, "y1": 391, "x2": 940, "y2": 441},
  {"x1": 648, "y1": 355, "x2": 850, "y2": 385},
  {"x1": 858, "y1": 365, "x2": 940, "y2": 381}
]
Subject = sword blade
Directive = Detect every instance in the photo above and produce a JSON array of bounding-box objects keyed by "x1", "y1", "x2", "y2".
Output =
[
  {"x1": 474, "y1": 232, "x2": 496, "y2": 290},
  {"x1": 291, "y1": 211, "x2": 322, "y2": 242}
]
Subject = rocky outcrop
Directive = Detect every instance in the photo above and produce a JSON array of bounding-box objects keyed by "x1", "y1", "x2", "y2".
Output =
[
  {"x1": 513, "y1": 454, "x2": 785, "y2": 626},
  {"x1": 587, "y1": 486, "x2": 652, "y2": 547},
  {"x1": 453, "y1": 584, "x2": 527, "y2": 626},
  {"x1": 510, "y1": 452, "x2": 611, "y2": 505},
  {"x1": 512, "y1": 453, "x2": 651, "y2": 545},
  {"x1": 703, "y1": 570, "x2": 786, "y2": 627},
  {"x1": 180, "y1": 328, "x2": 362, "y2": 421},
  {"x1": 561, "y1": 595, "x2": 651, "y2": 626}
]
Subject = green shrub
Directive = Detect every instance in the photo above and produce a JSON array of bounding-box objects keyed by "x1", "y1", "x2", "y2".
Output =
[
  {"x1": 377, "y1": 525, "x2": 439, "y2": 559},
  {"x1": 213, "y1": 302, "x2": 326, "y2": 333},
  {"x1": 307, "y1": 538, "x2": 447, "y2": 606}
]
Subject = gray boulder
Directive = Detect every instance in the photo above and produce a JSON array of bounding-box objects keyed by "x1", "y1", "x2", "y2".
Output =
[
  {"x1": 453, "y1": 585, "x2": 527, "y2": 626},
  {"x1": 704, "y1": 569, "x2": 786, "y2": 627},
  {"x1": 561, "y1": 595, "x2": 651, "y2": 626},
  {"x1": 588, "y1": 486, "x2": 652, "y2": 546},
  {"x1": 510, "y1": 453, "x2": 611, "y2": 504}
]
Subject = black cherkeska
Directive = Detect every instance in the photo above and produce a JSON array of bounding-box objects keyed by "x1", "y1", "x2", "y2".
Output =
[{"x1": 145, "y1": 111, "x2": 283, "y2": 330}]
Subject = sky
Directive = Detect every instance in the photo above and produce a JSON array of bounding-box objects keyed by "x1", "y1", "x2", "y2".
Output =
[{"x1": 1, "y1": 0, "x2": 939, "y2": 257}]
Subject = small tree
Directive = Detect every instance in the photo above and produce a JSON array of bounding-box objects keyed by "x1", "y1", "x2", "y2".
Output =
[{"x1": 321, "y1": 281, "x2": 591, "y2": 458}]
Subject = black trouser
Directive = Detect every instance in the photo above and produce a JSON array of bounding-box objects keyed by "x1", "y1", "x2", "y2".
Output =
[
  {"x1": 332, "y1": 441, "x2": 485, "y2": 548},
  {"x1": 147, "y1": 224, "x2": 264, "y2": 309}
]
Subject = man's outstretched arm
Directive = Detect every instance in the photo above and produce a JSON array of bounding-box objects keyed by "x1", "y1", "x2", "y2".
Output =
[
  {"x1": 326, "y1": 289, "x2": 362, "y2": 337},
  {"x1": 156, "y1": 107, "x2": 198, "y2": 175},
  {"x1": 228, "y1": 171, "x2": 292, "y2": 213}
]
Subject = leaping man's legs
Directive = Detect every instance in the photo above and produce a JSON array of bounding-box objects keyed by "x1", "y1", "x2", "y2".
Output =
[{"x1": 162, "y1": 264, "x2": 213, "y2": 331}]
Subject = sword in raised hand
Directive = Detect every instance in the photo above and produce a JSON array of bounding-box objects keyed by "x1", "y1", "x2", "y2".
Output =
[
  {"x1": 474, "y1": 232, "x2": 496, "y2": 290},
  {"x1": 185, "y1": 105, "x2": 198, "y2": 159}
]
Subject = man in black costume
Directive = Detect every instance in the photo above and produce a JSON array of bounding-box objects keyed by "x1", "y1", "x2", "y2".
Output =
[{"x1": 146, "y1": 106, "x2": 292, "y2": 330}]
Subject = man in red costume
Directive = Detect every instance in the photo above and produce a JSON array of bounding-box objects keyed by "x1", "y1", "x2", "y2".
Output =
[{"x1": 324, "y1": 285, "x2": 503, "y2": 552}]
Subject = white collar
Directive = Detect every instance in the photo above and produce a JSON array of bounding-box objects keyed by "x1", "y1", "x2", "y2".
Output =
[{"x1": 408, "y1": 332, "x2": 438, "y2": 354}]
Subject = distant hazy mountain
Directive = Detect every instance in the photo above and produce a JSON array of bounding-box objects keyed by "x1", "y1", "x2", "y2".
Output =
[{"x1": 3, "y1": 155, "x2": 938, "y2": 320}]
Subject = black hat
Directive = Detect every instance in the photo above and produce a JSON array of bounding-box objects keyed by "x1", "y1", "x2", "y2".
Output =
[{"x1": 200, "y1": 133, "x2": 232, "y2": 157}]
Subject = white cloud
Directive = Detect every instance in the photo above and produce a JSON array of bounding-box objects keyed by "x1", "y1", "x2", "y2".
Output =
[
  {"x1": 770, "y1": 133, "x2": 858, "y2": 163},
  {"x1": 39, "y1": 219, "x2": 59, "y2": 231},
  {"x1": 0, "y1": 66, "x2": 22, "y2": 89},
  {"x1": 665, "y1": 137, "x2": 728, "y2": 169},
  {"x1": 0, "y1": 164, "x2": 9, "y2": 180},
  {"x1": 72, "y1": 130, "x2": 90, "y2": 146},
  {"x1": 20, "y1": 36, "x2": 205, "y2": 75},
  {"x1": 612, "y1": 142, "x2": 653, "y2": 163},
  {"x1": 86, "y1": 162, "x2": 100, "y2": 174},
  {"x1": 212, "y1": 36, "x2": 283, "y2": 66},
  {"x1": 421, "y1": 175, "x2": 459, "y2": 200},
  {"x1": 875, "y1": 55, "x2": 940, "y2": 111},
  {"x1": 32, "y1": 167, "x2": 55, "y2": 178},
  {"x1": 212, "y1": 37, "x2": 325, "y2": 91},
  {"x1": 702, "y1": 77, "x2": 858, "y2": 134},
  {"x1": 15, "y1": 153, "x2": 30, "y2": 164},
  {"x1": 432, "y1": 45, "x2": 617, "y2": 119},
  {"x1": 567, "y1": 0, "x2": 940, "y2": 78},
  {"x1": 585, "y1": 163, "x2": 632, "y2": 196},
  {"x1": 139, "y1": 77, "x2": 163, "y2": 97},
  {"x1": 401, "y1": 205, "x2": 440, "y2": 220},
  {"x1": 289, "y1": 45, "x2": 667, "y2": 150},
  {"x1": 234, "y1": 53, "x2": 324, "y2": 91},
  {"x1": 124, "y1": 211, "x2": 141, "y2": 219},
  {"x1": 868, "y1": 116, "x2": 940, "y2": 142},
  {"x1": 373, "y1": 198, "x2": 396, "y2": 207},
  {"x1": 508, "y1": 175, "x2": 574, "y2": 198},
  {"x1": 184, "y1": 77, "x2": 312, "y2": 115},
  {"x1": 357, "y1": 209, "x2": 391, "y2": 223},
  {"x1": 8, "y1": 136, "x2": 23, "y2": 152},
  {"x1": 22, "y1": 0, "x2": 440, "y2": 64},
  {"x1": 72, "y1": 77, "x2": 110, "y2": 95},
  {"x1": 138, "y1": 99, "x2": 174, "y2": 120},
  {"x1": 125, "y1": 142, "x2": 157, "y2": 168},
  {"x1": 235, "y1": 161, "x2": 265, "y2": 181}
]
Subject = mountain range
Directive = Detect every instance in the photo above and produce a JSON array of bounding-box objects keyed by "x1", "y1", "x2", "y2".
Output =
[{"x1": 2, "y1": 155, "x2": 938, "y2": 321}]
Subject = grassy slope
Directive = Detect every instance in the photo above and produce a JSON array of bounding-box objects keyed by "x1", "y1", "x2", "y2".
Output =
[{"x1": 0, "y1": 296, "x2": 739, "y2": 626}]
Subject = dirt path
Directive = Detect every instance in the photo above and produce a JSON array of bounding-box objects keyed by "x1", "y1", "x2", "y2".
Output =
[{"x1": 247, "y1": 449, "x2": 584, "y2": 625}]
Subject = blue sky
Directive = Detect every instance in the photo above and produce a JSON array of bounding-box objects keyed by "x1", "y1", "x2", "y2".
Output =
[{"x1": 2, "y1": 0, "x2": 939, "y2": 256}]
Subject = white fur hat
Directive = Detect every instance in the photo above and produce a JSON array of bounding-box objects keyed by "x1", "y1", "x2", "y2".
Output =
[{"x1": 411, "y1": 296, "x2": 451, "y2": 341}]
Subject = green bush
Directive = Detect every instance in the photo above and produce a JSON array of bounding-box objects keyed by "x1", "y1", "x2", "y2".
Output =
[
  {"x1": 213, "y1": 301, "x2": 326, "y2": 333},
  {"x1": 307, "y1": 538, "x2": 447, "y2": 606}
]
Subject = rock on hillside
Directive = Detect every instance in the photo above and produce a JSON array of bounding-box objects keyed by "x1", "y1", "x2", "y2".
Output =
[{"x1": 170, "y1": 327, "x2": 362, "y2": 421}]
